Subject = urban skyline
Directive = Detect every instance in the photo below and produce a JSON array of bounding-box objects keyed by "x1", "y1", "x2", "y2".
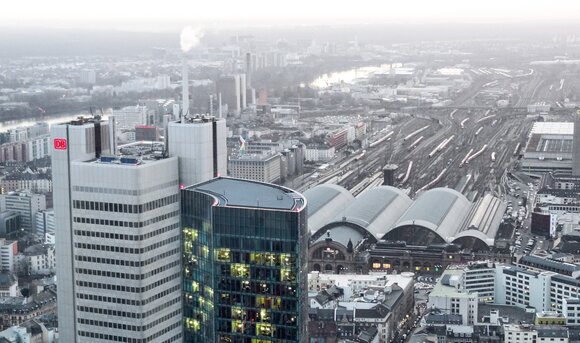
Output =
[{"x1": 1, "y1": 3, "x2": 580, "y2": 343}]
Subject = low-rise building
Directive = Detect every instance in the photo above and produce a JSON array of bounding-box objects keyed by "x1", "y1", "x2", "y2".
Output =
[
  {"x1": 19, "y1": 245, "x2": 55, "y2": 276},
  {"x1": 0, "y1": 213, "x2": 19, "y2": 237},
  {"x1": 517, "y1": 255, "x2": 580, "y2": 278},
  {"x1": 461, "y1": 262, "x2": 497, "y2": 303},
  {"x1": 0, "y1": 286, "x2": 57, "y2": 331},
  {"x1": 307, "y1": 272, "x2": 414, "y2": 342},
  {"x1": 0, "y1": 274, "x2": 17, "y2": 298},
  {"x1": 427, "y1": 269, "x2": 479, "y2": 325},
  {"x1": 228, "y1": 152, "x2": 282, "y2": 183},
  {"x1": 535, "y1": 311, "x2": 566, "y2": 325},
  {"x1": 1, "y1": 168, "x2": 52, "y2": 194},
  {"x1": 309, "y1": 285, "x2": 344, "y2": 309},
  {"x1": 0, "y1": 319, "x2": 52, "y2": 343},
  {"x1": 0, "y1": 241, "x2": 17, "y2": 273},
  {"x1": 305, "y1": 144, "x2": 335, "y2": 162},
  {"x1": 562, "y1": 298, "x2": 580, "y2": 327},
  {"x1": 34, "y1": 210, "x2": 54, "y2": 240},
  {"x1": 0, "y1": 192, "x2": 46, "y2": 232},
  {"x1": 504, "y1": 324, "x2": 568, "y2": 343}
]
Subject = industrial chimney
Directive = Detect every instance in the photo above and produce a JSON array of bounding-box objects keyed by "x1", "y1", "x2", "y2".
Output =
[{"x1": 182, "y1": 58, "x2": 189, "y2": 118}]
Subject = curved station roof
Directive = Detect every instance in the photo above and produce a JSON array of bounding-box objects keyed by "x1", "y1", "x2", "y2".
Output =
[
  {"x1": 308, "y1": 185, "x2": 412, "y2": 248},
  {"x1": 306, "y1": 185, "x2": 505, "y2": 251}
]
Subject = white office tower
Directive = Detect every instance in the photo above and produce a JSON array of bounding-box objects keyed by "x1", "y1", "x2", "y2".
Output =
[
  {"x1": 51, "y1": 117, "x2": 182, "y2": 343},
  {"x1": 167, "y1": 115, "x2": 227, "y2": 187}
]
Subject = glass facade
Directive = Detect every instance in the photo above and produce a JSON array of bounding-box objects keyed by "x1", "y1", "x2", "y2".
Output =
[{"x1": 182, "y1": 185, "x2": 307, "y2": 343}]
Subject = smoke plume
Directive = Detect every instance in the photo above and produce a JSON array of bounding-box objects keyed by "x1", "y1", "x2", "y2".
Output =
[{"x1": 180, "y1": 26, "x2": 204, "y2": 53}]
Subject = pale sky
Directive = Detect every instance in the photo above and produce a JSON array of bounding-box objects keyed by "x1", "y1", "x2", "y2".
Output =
[{"x1": 2, "y1": 0, "x2": 580, "y2": 29}]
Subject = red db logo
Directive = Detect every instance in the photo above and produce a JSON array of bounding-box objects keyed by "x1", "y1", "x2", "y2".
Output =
[{"x1": 54, "y1": 139, "x2": 67, "y2": 150}]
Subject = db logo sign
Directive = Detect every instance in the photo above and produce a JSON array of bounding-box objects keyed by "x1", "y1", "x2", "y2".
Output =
[{"x1": 53, "y1": 139, "x2": 67, "y2": 150}]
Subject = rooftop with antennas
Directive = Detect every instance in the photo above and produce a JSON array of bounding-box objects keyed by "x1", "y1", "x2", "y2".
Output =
[
  {"x1": 92, "y1": 141, "x2": 167, "y2": 166},
  {"x1": 176, "y1": 113, "x2": 223, "y2": 124}
]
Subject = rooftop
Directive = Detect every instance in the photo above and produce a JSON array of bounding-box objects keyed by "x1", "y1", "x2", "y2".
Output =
[
  {"x1": 0, "y1": 287, "x2": 56, "y2": 314},
  {"x1": 309, "y1": 272, "x2": 413, "y2": 300},
  {"x1": 229, "y1": 152, "x2": 280, "y2": 162},
  {"x1": 172, "y1": 114, "x2": 224, "y2": 125},
  {"x1": 519, "y1": 255, "x2": 580, "y2": 274},
  {"x1": 387, "y1": 188, "x2": 472, "y2": 244},
  {"x1": 190, "y1": 177, "x2": 305, "y2": 211},
  {"x1": 477, "y1": 304, "x2": 535, "y2": 325},
  {"x1": 536, "y1": 326, "x2": 569, "y2": 338},
  {"x1": 430, "y1": 269, "x2": 473, "y2": 298},
  {"x1": 23, "y1": 244, "x2": 52, "y2": 256},
  {"x1": 303, "y1": 184, "x2": 354, "y2": 230},
  {"x1": 75, "y1": 140, "x2": 169, "y2": 167},
  {"x1": 0, "y1": 273, "x2": 16, "y2": 287},
  {"x1": 529, "y1": 122, "x2": 573, "y2": 135},
  {"x1": 61, "y1": 115, "x2": 105, "y2": 126},
  {"x1": 424, "y1": 313, "x2": 462, "y2": 325}
]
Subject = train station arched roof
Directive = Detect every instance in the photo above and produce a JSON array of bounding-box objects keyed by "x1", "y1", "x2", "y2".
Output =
[
  {"x1": 304, "y1": 184, "x2": 354, "y2": 234},
  {"x1": 382, "y1": 188, "x2": 471, "y2": 245},
  {"x1": 452, "y1": 194, "x2": 507, "y2": 248},
  {"x1": 340, "y1": 186, "x2": 412, "y2": 237},
  {"x1": 309, "y1": 186, "x2": 412, "y2": 247},
  {"x1": 307, "y1": 184, "x2": 503, "y2": 250}
]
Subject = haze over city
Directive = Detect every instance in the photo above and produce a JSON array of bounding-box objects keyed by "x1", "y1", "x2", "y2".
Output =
[{"x1": 0, "y1": 1, "x2": 580, "y2": 343}]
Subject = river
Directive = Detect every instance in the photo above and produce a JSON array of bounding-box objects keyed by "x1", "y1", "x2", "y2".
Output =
[
  {"x1": 310, "y1": 63, "x2": 403, "y2": 88},
  {"x1": 0, "y1": 112, "x2": 110, "y2": 132}
]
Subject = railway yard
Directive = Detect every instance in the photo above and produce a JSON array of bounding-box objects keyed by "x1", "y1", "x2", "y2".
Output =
[
  {"x1": 298, "y1": 108, "x2": 535, "y2": 201},
  {"x1": 295, "y1": 62, "x2": 580, "y2": 203}
]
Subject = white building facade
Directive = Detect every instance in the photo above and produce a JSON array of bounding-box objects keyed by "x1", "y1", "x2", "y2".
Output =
[
  {"x1": 51, "y1": 118, "x2": 182, "y2": 342},
  {"x1": 167, "y1": 116, "x2": 227, "y2": 187}
]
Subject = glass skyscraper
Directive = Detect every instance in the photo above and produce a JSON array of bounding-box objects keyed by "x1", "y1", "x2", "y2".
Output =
[{"x1": 181, "y1": 177, "x2": 307, "y2": 343}]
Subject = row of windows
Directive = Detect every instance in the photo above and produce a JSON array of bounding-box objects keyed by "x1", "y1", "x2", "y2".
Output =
[
  {"x1": 75, "y1": 234, "x2": 179, "y2": 254},
  {"x1": 78, "y1": 308, "x2": 181, "y2": 332},
  {"x1": 505, "y1": 291, "x2": 530, "y2": 301},
  {"x1": 76, "y1": 272, "x2": 181, "y2": 294},
  {"x1": 78, "y1": 296, "x2": 180, "y2": 319},
  {"x1": 75, "y1": 259, "x2": 180, "y2": 281},
  {"x1": 77, "y1": 284, "x2": 180, "y2": 308},
  {"x1": 75, "y1": 247, "x2": 179, "y2": 267},
  {"x1": 73, "y1": 193, "x2": 178, "y2": 214},
  {"x1": 73, "y1": 210, "x2": 179, "y2": 228},
  {"x1": 73, "y1": 180, "x2": 178, "y2": 196},
  {"x1": 74, "y1": 222, "x2": 179, "y2": 241},
  {"x1": 78, "y1": 323, "x2": 181, "y2": 343}
]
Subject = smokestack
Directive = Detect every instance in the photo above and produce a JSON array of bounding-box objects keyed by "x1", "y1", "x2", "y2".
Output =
[
  {"x1": 182, "y1": 58, "x2": 189, "y2": 118},
  {"x1": 209, "y1": 94, "x2": 213, "y2": 117}
]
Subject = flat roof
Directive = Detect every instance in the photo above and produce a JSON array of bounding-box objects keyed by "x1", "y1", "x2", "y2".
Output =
[
  {"x1": 478, "y1": 303, "x2": 535, "y2": 324},
  {"x1": 526, "y1": 135, "x2": 573, "y2": 153},
  {"x1": 430, "y1": 269, "x2": 473, "y2": 298},
  {"x1": 530, "y1": 122, "x2": 573, "y2": 135},
  {"x1": 229, "y1": 152, "x2": 280, "y2": 162},
  {"x1": 190, "y1": 177, "x2": 305, "y2": 211}
]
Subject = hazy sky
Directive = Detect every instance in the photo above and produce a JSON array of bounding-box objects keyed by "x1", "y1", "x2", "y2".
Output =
[{"x1": 3, "y1": 0, "x2": 580, "y2": 29}]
